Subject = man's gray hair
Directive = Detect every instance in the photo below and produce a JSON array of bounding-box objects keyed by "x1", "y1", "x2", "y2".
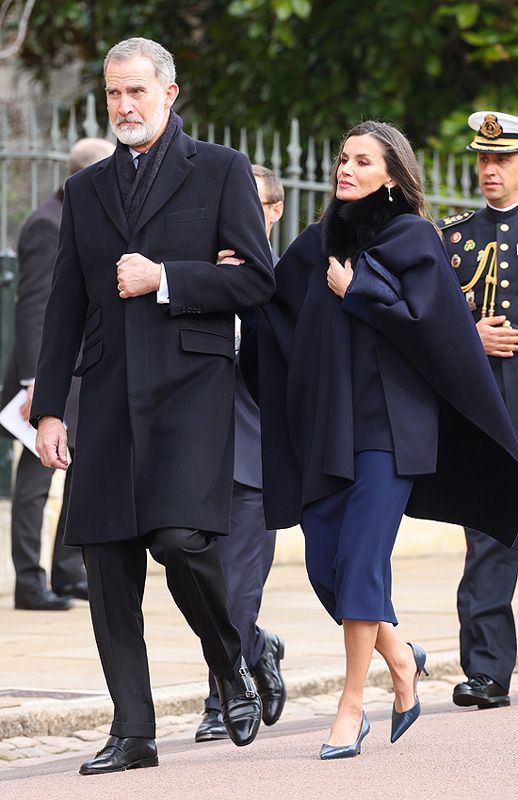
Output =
[
  {"x1": 68, "y1": 138, "x2": 115, "y2": 176},
  {"x1": 252, "y1": 164, "x2": 285, "y2": 203},
  {"x1": 104, "y1": 37, "x2": 176, "y2": 86}
]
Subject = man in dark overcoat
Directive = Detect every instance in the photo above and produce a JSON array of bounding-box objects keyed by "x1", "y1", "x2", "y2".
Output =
[
  {"x1": 31, "y1": 37, "x2": 275, "y2": 775},
  {"x1": 439, "y1": 111, "x2": 518, "y2": 711},
  {"x1": 1, "y1": 138, "x2": 114, "y2": 610}
]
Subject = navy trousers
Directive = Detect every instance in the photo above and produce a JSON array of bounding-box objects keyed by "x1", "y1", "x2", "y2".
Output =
[
  {"x1": 205, "y1": 481, "x2": 276, "y2": 712},
  {"x1": 302, "y1": 451, "x2": 414, "y2": 625},
  {"x1": 457, "y1": 528, "x2": 518, "y2": 692}
]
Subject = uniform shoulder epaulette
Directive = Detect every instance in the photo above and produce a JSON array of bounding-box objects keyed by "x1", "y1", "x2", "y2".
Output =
[{"x1": 437, "y1": 210, "x2": 475, "y2": 230}]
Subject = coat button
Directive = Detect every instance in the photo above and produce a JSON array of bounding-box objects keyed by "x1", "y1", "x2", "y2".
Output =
[
  {"x1": 500, "y1": 223, "x2": 510, "y2": 232},
  {"x1": 501, "y1": 299, "x2": 511, "y2": 309},
  {"x1": 500, "y1": 243, "x2": 509, "y2": 251},
  {"x1": 500, "y1": 261, "x2": 509, "y2": 269},
  {"x1": 501, "y1": 279, "x2": 510, "y2": 288}
]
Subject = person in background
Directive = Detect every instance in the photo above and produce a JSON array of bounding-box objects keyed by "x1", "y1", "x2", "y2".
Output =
[
  {"x1": 0, "y1": 137, "x2": 115, "y2": 610},
  {"x1": 195, "y1": 165, "x2": 286, "y2": 742},
  {"x1": 439, "y1": 110, "x2": 518, "y2": 711},
  {"x1": 240, "y1": 120, "x2": 518, "y2": 760}
]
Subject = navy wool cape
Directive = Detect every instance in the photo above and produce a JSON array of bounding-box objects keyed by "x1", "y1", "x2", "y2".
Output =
[{"x1": 241, "y1": 213, "x2": 518, "y2": 548}]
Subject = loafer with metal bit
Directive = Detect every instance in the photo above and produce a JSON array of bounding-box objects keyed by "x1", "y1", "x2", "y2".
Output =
[
  {"x1": 79, "y1": 736, "x2": 158, "y2": 775},
  {"x1": 214, "y1": 658, "x2": 262, "y2": 747}
]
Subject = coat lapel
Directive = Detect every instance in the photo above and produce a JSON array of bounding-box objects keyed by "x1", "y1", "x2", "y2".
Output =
[
  {"x1": 91, "y1": 156, "x2": 131, "y2": 242},
  {"x1": 131, "y1": 131, "x2": 196, "y2": 238}
]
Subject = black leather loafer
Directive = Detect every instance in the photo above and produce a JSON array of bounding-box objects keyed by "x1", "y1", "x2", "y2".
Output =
[
  {"x1": 215, "y1": 658, "x2": 262, "y2": 747},
  {"x1": 79, "y1": 736, "x2": 158, "y2": 775},
  {"x1": 15, "y1": 588, "x2": 72, "y2": 611},
  {"x1": 195, "y1": 709, "x2": 229, "y2": 742},
  {"x1": 252, "y1": 630, "x2": 286, "y2": 726},
  {"x1": 55, "y1": 581, "x2": 89, "y2": 601},
  {"x1": 452, "y1": 674, "x2": 510, "y2": 709}
]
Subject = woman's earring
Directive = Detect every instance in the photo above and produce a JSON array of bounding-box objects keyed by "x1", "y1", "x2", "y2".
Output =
[{"x1": 387, "y1": 184, "x2": 393, "y2": 202}]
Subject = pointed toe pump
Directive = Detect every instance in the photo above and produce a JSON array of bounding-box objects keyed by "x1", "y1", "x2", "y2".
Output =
[
  {"x1": 390, "y1": 642, "x2": 429, "y2": 744},
  {"x1": 319, "y1": 710, "x2": 370, "y2": 760}
]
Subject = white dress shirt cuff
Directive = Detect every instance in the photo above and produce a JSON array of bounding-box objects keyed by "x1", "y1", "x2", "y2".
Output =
[
  {"x1": 20, "y1": 378, "x2": 35, "y2": 387},
  {"x1": 156, "y1": 263, "x2": 170, "y2": 304}
]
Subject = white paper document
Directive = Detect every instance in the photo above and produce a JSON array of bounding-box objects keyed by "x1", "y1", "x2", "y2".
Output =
[{"x1": 0, "y1": 389, "x2": 38, "y2": 456}]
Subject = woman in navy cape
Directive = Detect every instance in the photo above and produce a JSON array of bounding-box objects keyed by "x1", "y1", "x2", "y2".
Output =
[{"x1": 240, "y1": 121, "x2": 518, "y2": 759}]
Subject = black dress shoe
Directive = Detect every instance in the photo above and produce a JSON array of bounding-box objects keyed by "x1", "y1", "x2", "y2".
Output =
[
  {"x1": 79, "y1": 736, "x2": 158, "y2": 775},
  {"x1": 252, "y1": 630, "x2": 286, "y2": 726},
  {"x1": 55, "y1": 581, "x2": 89, "y2": 601},
  {"x1": 195, "y1": 709, "x2": 229, "y2": 742},
  {"x1": 14, "y1": 588, "x2": 72, "y2": 611},
  {"x1": 214, "y1": 658, "x2": 262, "y2": 747},
  {"x1": 452, "y1": 674, "x2": 510, "y2": 709}
]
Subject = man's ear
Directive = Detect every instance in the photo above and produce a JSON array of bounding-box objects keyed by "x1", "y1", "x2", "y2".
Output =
[
  {"x1": 270, "y1": 201, "x2": 284, "y2": 225},
  {"x1": 165, "y1": 83, "x2": 180, "y2": 108}
]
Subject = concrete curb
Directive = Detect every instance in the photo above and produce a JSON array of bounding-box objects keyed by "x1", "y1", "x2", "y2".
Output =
[{"x1": 0, "y1": 651, "x2": 462, "y2": 740}]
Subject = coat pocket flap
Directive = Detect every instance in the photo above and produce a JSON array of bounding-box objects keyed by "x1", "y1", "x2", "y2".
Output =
[
  {"x1": 73, "y1": 338, "x2": 103, "y2": 376},
  {"x1": 180, "y1": 328, "x2": 235, "y2": 359},
  {"x1": 165, "y1": 208, "x2": 207, "y2": 224}
]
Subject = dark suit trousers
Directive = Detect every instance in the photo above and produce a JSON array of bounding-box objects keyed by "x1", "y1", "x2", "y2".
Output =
[
  {"x1": 83, "y1": 528, "x2": 242, "y2": 738},
  {"x1": 206, "y1": 482, "x2": 276, "y2": 711},
  {"x1": 457, "y1": 528, "x2": 518, "y2": 692},
  {"x1": 11, "y1": 446, "x2": 85, "y2": 597}
]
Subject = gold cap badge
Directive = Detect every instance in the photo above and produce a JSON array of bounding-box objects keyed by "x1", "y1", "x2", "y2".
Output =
[{"x1": 479, "y1": 114, "x2": 503, "y2": 140}]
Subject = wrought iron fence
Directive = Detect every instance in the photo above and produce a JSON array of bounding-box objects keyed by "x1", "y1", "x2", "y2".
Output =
[{"x1": 0, "y1": 94, "x2": 485, "y2": 496}]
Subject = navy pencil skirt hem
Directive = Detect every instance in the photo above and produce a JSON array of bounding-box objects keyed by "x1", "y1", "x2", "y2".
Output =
[{"x1": 302, "y1": 450, "x2": 414, "y2": 625}]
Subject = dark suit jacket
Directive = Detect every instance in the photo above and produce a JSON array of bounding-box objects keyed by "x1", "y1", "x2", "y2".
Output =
[
  {"x1": 242, "y1": 216, "x2": 518, "y2": 548},
  {"x1": 1, "y1": 193, "x2": 80, "y2": 446},
  {"x1": 30, "y1": 131, "x2": 275, "y2": 546},
  {"x1": 234, "y1": 249, "x2": 279, "y2": 489}
]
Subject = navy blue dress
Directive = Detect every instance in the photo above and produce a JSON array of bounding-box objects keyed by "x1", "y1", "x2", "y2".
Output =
[{"x1": 302, "y1": 315, "x2": 413, "y2": 624}]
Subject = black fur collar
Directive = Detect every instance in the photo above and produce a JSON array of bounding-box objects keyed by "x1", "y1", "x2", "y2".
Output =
[{"x1": 321, "y1": 184, "x2": 413, "y2": 263}]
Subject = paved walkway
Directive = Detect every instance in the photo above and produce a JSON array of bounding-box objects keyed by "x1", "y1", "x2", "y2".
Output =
[{"x1": 0, "y1": 554, "x2": 516, "y2": 772}]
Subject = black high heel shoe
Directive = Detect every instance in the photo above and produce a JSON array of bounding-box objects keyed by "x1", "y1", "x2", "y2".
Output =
[
  {"x1": 319, "y1": 710, "x2": 370, "y2": 760},
  {"x1": 390, "y1": 642, "x2": 429, "y2": 744}
]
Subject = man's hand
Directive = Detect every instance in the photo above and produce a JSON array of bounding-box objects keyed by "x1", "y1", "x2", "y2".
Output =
[
  {"x1": 327, "y1": 256, "x2": 353, "y2": 298},
  {"x1": 216, "y1": 249, "x2": 245, "y2": 266},
  {"x1": 116, "y1": 253, "x2": 161, "y2": 298},
  {"x1": 476, "y1": 315, "x2": 518, "y2": 357},
  {"x1": 19, "y1": 384, "x2": 34, "y2": 422},
  {"x1": 36, "y1": 416, "x2": 69, "y2": 470}
]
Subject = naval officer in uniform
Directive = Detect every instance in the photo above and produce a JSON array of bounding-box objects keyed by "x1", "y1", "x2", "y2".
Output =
[{"x1": 439, "y1": 111, "x2": 518, "y2": 710}]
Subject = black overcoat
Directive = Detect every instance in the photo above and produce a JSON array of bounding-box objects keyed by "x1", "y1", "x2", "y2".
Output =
[
  {"x1": 1, "y1": 194, "x2": 80, "y2": 446},
  {"x1": 30, "y1": 131, "x2": 275, "y2": 545},
  {"x1": 242, "y1": 214, "x2": 518, "y2": 548}
]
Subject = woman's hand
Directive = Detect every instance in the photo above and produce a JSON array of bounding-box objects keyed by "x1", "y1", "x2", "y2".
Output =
[
  {"x1": 327, "y1": 256, "x2": 353, "y2": 298},
  {"x1": 216, "y1": 249, "x2": 245, "y2": 266}
]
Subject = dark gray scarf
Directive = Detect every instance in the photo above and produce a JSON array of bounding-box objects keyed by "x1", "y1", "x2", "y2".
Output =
[{"x1": 115, "y1": 110, "x2": 183, "y2": 232}]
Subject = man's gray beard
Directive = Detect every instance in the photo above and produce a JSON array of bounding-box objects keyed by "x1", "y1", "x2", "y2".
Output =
[{"x1": 111, "y1": 105, "x2": 166, "y2": 147}]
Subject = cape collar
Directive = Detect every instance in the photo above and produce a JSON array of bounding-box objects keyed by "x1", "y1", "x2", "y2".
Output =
[{"x1": 321, "y1": 185, "x2": 413, "y2": 262}]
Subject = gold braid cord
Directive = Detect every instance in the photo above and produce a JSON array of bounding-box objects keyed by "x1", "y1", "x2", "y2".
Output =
[{"x1": 461, "y1": 241, "x2": 498, "y2": 317}]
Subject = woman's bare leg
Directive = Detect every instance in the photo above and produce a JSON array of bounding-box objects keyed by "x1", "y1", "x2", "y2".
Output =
[
  {"x1": 327, "y1": 619, "x2": 379, "y2": 746},
  {"x1": 375, "y1": 622, "x2": 420, "y2": 711}
]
